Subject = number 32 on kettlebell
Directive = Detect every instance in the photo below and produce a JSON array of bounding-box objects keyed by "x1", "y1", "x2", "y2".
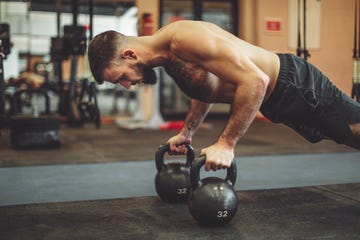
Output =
[
  {"x1": 177, "y1": 187, "x2": 187, "y2": 195},
  {"x1": 188, "y1": 155, "x2": 238, "y2": 226},
  {"x1": 217, "y1": 210, "x2": 228, "y2": 218}
]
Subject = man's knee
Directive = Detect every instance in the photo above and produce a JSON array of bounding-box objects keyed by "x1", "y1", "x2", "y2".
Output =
[
  {"x1": 342, "y1": 124, "x2": 360, "y2": 149},
  {"x1": 317, "y1": 118, "x2": 353, "y2": 144}
]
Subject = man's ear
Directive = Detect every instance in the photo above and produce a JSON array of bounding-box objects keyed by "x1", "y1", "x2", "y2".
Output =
[{"x1": 122, "y1": 49, "x2": 137, "y2": 60}]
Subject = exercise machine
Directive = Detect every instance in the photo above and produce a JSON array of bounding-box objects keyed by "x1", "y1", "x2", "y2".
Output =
[{"x1": 0, "y1": 23, "x2": 12, "y2": 129}]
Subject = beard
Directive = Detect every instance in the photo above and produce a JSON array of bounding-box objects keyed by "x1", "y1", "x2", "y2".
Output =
[{"x1": 135, "y1": 62, "x2": 157, "y2": 85}]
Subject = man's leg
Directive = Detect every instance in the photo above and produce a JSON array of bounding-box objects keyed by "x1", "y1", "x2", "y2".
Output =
[
  {"x1": 282, "y1": 120, "x2": 325, "y2": 143},
  {"x1": 345, "y1": 123, "x2": 360, "y2": 149}
]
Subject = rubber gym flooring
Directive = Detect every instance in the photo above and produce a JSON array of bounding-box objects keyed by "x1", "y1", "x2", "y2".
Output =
[{"x1": 0, "y1": 119, "x2": 359, "y2": 239}]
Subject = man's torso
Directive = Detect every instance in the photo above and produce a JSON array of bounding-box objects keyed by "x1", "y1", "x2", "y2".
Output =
[{"x1": 154, "y1": 21, "x2": 281, "y2": 104}]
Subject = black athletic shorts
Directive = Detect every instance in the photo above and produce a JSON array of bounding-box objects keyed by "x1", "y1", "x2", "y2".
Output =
[{"x1": 260, "y1": 53, "x2": 360, "y2": 144}]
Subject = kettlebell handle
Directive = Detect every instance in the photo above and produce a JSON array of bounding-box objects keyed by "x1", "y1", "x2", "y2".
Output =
[
  {"x1": 190, "y1": 155, "x2": 237, "y2": 190},
  {"x1": 155, "y1": 143, "x2": 195, "y2": 171}
]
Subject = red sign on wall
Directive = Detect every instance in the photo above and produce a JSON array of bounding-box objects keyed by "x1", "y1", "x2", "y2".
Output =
[{"x1": 265, "y1": 18, "x2": 282, "y2": 33}]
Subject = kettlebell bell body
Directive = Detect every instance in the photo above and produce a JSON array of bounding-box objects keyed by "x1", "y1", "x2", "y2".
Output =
[
  {"x1": 188, "y1": 156, "x2": 238, "y2": 226},
  {"x1": 155, "y1": 143, "x2": 195, "y2": 203}
]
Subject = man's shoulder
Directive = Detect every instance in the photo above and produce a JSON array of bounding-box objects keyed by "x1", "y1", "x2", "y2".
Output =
[{"x1": 166, "y1": 20, "x2": 211, "y2": 30}]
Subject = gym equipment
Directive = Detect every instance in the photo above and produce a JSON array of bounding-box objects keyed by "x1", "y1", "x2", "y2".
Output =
[
  {"x1": 188, "y1": 155, "x2": 238, "y2": 226},
  {"x1": 352, "y1": 0, "x2": 360, "y2": 102},
  {"x1": 50, "y1": 37, "x2": 68, "y2": 62},
  {"x1": 76, "y1": 1, "x2": 101, "y2": 129},
  {"x1": 63, "y1": 24, "x2": 87, "y2": 126},
  {"x1": 296, "y1": 0, "x2": 311, "y2": 60},
  {"x1": 111, "y1": 87, "x2": 138, "y2": 117},
  {"x1": 0, "y1": 37, "x2": 6, "y2": 127},
  {"x1": 53, "y1": 0, "x2": 98, "y2": 127},
  {"x1": 0, "y1": 23, "x2": 12, "y2": 128},
  {"x1": 9, "y1": 89, "x2": 60, "y2": 149},
  {"x1": 115, "y1": 69, "x2": 165, "y2": 130},
  {"x1": 155, "y1": 143, "x2": 195, "y2": 203},
  {"x1": 63, "y1": 25, "x2": 86, "y2": 56},
  {"x1": 0, "y1": 23, "x2": 11, "y2": 57},
  {"x1": 78, "y1": 79, "x2": 101, "y2": 128}
]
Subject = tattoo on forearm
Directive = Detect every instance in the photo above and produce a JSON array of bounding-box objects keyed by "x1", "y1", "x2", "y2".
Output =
[{"x1": 187, "y1": 120, "x2": 198, "y2": 132}]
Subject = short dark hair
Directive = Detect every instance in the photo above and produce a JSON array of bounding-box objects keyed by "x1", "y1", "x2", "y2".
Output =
[{"x1": 88, "y1": 30, "x2": 125, "y2": 84}]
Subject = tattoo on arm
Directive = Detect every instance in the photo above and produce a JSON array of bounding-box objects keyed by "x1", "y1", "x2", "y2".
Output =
[
  {"x1": 164, "y1": 60, "x2": 212, "y2": 101},
  {"x1": 187, "y1": 120, "x2": 198, "y2": 132}
]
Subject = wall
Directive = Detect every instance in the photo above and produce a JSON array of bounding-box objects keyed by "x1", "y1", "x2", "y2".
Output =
[
  {"x1": 133, "y1": 0, "x2": 161, "y2": 121},
  {"x1": 238, "y1": 0, "x2": 257, "y2": 44},
  {"x1": 145, "y1": 0, "x2": 354, "y2": 95},
  {"x1": 255, "y1": 0, "x2": 354, "y2": 95},
  {"x1": 1, "y1": 1, "x2": 139, "y2": 81},
  {"x1": 136, "y1": 0, "x2": 160, "y2": 32},
  {"x1": 311, "y1": 0, "x2": 354, "y2": 94},
  {"x1": 3, "y1": 0, "x2": 355, "y2": 95},
  {"x1": 134, "y1": 0, "x2": 355, "y2": 116}
]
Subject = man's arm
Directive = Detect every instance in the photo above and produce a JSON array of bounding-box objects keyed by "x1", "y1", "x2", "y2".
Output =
[
  {"x1": 171, "y1": 21, "x2": 270, "y2": 170},
  {"x1": 200, "y1": 71, "x2": 269, "y2": 171},
  {"x1": 168, "y1": 99, "x2": 213, "y2": 152},
  {"x1": 218, "y1": 75, "x2": 269, "y2": 149},
  {"x1": 181, "y1": 99, "x2": 213, "y2": 139}
]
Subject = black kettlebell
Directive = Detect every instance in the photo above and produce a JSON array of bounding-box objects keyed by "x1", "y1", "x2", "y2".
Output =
[
  {"x1": 155, "y1": 143, "x2": 195, "y2": 203},
  {"x1": 188, "y1": 155, "x2": 238, "y2": 226}
]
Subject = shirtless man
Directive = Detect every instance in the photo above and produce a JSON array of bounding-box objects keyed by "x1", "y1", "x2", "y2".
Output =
[{"x1": 88, "y1": 20, "x2": 360, "y2": 171}]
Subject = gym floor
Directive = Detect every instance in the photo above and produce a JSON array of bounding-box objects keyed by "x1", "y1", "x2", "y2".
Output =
[{"x1": 0, "y1": 118, "x2": 359, "y2": 239}]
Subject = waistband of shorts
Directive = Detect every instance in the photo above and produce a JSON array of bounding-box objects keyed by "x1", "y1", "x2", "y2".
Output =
[
  {"x1": 276, "y1": 53, "x2": 292, "y2": 84},
  {"x1": 260, "y1": 53, "x2": 293, "y2": 117}
]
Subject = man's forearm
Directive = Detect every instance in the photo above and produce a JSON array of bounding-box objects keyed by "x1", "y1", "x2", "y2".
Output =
[{"x1": 180, "y1": 99, "x2": 213, "y2": 138}]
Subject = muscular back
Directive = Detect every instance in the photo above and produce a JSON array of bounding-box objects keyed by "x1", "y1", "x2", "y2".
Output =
[{"x1": 152, "y1": 20, "x2": 280, "y2": 103}]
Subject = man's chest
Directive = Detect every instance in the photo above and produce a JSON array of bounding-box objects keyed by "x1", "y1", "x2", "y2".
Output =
[{"x1": 164, "y1": 59, "x2": 218, "y2": 102}]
